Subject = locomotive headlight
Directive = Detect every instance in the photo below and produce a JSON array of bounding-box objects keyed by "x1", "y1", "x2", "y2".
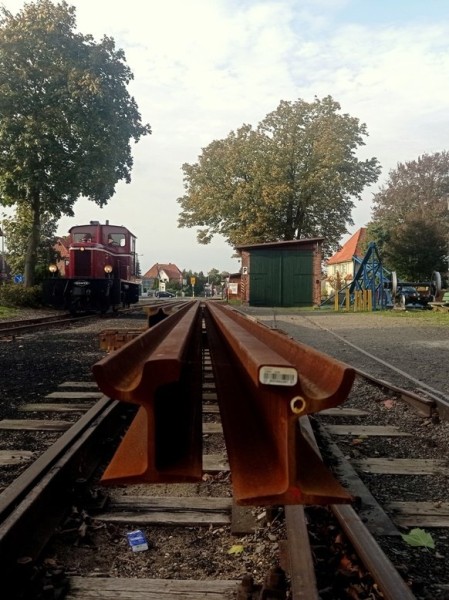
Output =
[
  {"x1": 104, "y1": 264, "x2": 113, "y2": 274},
  {"x1": 48, "y1": 264, "x2": 58, "y2": 273}
]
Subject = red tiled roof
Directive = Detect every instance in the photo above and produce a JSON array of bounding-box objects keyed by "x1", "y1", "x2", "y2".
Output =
[
  {"x1": 327, "y1": 228, "x2": 366, "y2": 265},
  {"x1": 55, "y1": 236, "x2": 70, "y2": 258},
  {"x1": 143, "y1": 263, "x2": 183, "y2": 280}
]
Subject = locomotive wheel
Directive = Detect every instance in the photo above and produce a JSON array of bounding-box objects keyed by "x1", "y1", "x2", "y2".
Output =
[{"x1": 69, "y1": 299, "x2": 81, "y2": 316}]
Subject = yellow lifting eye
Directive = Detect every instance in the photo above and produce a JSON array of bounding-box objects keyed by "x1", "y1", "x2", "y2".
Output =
[{"x1": 290, "y1": 396, "x2": 306, "y2": 415}]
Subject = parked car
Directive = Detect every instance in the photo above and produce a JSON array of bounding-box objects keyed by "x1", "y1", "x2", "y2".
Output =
[{"x1": 155, "y1": 290, "x2": 175, "y2": 298}]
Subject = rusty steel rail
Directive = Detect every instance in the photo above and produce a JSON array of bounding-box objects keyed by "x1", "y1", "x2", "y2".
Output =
[
  {"x1": 92, "y1": 300, "x2": 203, "y2": 485},
  {"x1": 204, "y1": 302, "x2": 356, "y2": 506},
  {"x1": 142, "y1": 299, "x2": 193, "y2": 327},
  {"x1": 299, "y1": 417, "x2": 416, "y2": 600},
  {"x1": 0, "y1": 396, "x2": 125, "y2": 594},
  {"x1": 98, "y1": 302, "x2": 193, "y2": 352}
]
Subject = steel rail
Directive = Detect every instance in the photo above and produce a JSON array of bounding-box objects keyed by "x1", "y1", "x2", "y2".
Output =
[
  {"x1": 0, "y1": 306, "x2": 135, "y2": 338},
  {"x1": 92, "y1": 300, "x2": 204, "y2": 484},
  {"x1": 334, "y1": 504, "x2": 416, "y2": 600},
  {"x1": 98, "y1": 301, "x2": 194, "y2": 350},
  {"x1": 204, "y1": 302, "x2": 355, "y2": 505},
  {"x1": 0, "y1": 396, "x2": 126, "y2": 595},
  {"x1": 141, "y1": 299, "x2": 193, "y2": 326},
  {"x1": 0, "y1": 313, "x2": 93, "y2": 336},
  {"x1": 0, "y1": 314, "x2": 67, "y2": 331},
  {"x1": 300, "y1": 418, "x2": 417, "y2": 600}
]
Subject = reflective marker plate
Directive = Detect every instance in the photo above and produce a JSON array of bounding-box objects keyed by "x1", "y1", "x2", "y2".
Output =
[{"x1": 259, "y1": 366, "x2": 298, "y2": 386}]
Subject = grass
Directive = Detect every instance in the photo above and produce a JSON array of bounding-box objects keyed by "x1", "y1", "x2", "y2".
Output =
[
  {"x1": 0, "y1": 305, "x2": 18, "y2": 319},
  {"x1": 238, "y1": 302, "x2": 449, "y2": 326},
  {"x1": 375, "y1": 308, "x2": 449, "y2": 326},
  {"x1": 183, "y1": 298, "x2": 449, "y2": 326},
  {"x1": 312, "y1": 306, "x2": 449, "y2": 326}
]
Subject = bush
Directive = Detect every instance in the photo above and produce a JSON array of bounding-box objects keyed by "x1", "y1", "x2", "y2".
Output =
[{"x1": 0, "y1": 283, "x2": 44, "y2": 308}]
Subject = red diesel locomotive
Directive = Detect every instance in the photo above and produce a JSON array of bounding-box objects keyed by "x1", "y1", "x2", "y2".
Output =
[{"x1": 43, "y1": 221, "x2": 140, "y2": 314}]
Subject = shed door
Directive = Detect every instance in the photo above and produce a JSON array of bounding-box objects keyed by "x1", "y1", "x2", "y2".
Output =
[{"x1": 249, "y1": 250, "x2": 313, "y2": 307}]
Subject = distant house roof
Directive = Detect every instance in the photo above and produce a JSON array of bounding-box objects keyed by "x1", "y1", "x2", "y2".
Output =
[
  {"x1": 55, "y1": 236, "x2": 70, "y2": 258},
  {"x1": 235, "y1": 238, "x2": 324, "y2": 251},
  {"x1": 143, "y1": 263, "x2": 183, "y2": 280},
  {"x1": 327, "y1": 228, "x2": 366, "y2": 265}
]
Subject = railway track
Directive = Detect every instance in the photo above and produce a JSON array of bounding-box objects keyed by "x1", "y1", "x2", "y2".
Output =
[
  {"x1": 1, "y1": 303, "x2": 448, "y2": 598},
  {"x1": 0, "y1": 299, "x2": 186, "y2": 340}
]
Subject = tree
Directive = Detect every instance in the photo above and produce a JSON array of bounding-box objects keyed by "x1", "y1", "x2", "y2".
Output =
[
  {"x1": 178, "y1": 96, "x2": 380, "y2": 253},
  {"x1": 382, "y1": 218, "x2": 447, "y2": 281},
  {"x1": 0, "y1": 1, "x2": 151, "y2": 286},
  {"x1": 368, "y1": 152, "x2": 449, "y2": 279},
  {"x1": 2, "y1": 205, "x2": 58, "y2": 281},
  {"x1": 207, "y1": 268, "x2": 222, "y2": 285}
]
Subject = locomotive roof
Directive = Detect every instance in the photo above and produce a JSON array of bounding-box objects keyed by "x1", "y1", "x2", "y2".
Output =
[{"x1": 69, "y1": 223, "x2": 137, "y2": 238}]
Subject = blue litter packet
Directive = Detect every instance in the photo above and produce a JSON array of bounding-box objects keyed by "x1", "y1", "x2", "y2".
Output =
[{"x1": 127, "y1": 529, "x2": 149, "y2": 552}]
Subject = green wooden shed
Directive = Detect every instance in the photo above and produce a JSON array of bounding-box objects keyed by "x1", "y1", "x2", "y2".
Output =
[{"x1": 235, "y1": 239, "x2": 324, "y2": 307}]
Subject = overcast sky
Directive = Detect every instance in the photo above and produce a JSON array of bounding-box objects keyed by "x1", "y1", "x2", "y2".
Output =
[{"x1": 2, "y1": 0, "x2": 449, "y2": 274}]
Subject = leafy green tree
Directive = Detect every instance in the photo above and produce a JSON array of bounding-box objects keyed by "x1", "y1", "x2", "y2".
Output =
[
  {"x1": 369, "y1": 152, "x2": 449, "y2": 279},
  {"x1": 0, "y1": 0, "x2": 150, "y2": 286},
  {"x1": 382, "y1": 218, "x2": 447, "y2": 281},
  {"x1": 178, "y1": 96, "x2": 380, "y2": 252},
  {"x1": 2, "y1": 205, "x2": 58, "y2": 282},
  {"x1": 207, "y1": 268, "x2": 222, "y2": 285}
]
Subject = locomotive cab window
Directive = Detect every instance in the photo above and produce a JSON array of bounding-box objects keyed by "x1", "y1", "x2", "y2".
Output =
[
  {"x1": 106, "y1": 233, "x2": 125, "y2": 247},
  {"x1": 74, "y1": 232, "x2": 94, "y2": 242}
]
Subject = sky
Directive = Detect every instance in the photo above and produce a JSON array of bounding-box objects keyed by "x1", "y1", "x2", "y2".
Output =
[{"x1": 2, "y1": 0, "x2": 449, "y2": 275}]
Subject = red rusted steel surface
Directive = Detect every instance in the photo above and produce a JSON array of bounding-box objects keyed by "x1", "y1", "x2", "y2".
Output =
[
  {"x1": 204, "y1": 303, "x2": 355, "y2": 505},
  {"x1": 142, "y1": 300, "x2": 190, "y2": 327},
  {"x1": 92, "y1": 301, "x2": 203, "y2": 485},
  {"x1": 99, "y1": 329, "x2": 145, "y2": 352}
]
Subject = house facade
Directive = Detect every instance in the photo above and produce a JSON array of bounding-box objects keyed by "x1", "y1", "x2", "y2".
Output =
[
  {"x1": 142, "y1": 263, "x2": 183, "y2": 293},
  {"x1": 324, "y1": 228, "x2": 366, "y2": 297},
  {"x1": 54, "y1": 236, "x2": 70, "y2": 276}
]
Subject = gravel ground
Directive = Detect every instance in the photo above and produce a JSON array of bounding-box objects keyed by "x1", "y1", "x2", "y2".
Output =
[{"x1": 237, "y1": 307, "x2": 449, "y2": 397}]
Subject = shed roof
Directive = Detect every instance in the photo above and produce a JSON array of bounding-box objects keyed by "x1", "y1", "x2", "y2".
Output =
[{"x1": 235, "y1": 238, "x2": 324, "y2": 251}]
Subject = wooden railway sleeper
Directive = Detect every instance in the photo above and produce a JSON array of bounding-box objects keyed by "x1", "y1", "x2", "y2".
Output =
[
  {"x1": 204, "y1": 303, "x2": 356, "y2": 505},
  {"x1": 92, "y1": 300, "x2": 204, "y2": 485}
]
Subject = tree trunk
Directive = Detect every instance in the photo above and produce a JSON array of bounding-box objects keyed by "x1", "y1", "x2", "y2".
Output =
[{"x1": 24, "y1": 191, "x2": 41, "y2": 287}]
